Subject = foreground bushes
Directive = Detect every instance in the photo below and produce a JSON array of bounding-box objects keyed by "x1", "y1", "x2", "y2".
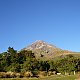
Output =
[
  {"x1": 1, "y1": 47, "x2": 80, "y2": 77},
  {"x1": 0, "y1": 72, "x2": 21, "y2": 78},
  {"x1": 0, "y1": 72, "x2": 7, "y2": 78},
  {"x1": 0, "y1": 71, "x2": 56, "y2": 78},
  {"x1": 0, "y1": 71, "x2": 37, "y2": 78}
]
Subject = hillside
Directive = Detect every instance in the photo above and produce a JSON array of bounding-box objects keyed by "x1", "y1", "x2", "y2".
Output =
[
  {"x1": 23, "y1": 40, "x2": 76, "y2": 60},
  {"x1": 0, "y1": 41, "x2": 80, "y2": 78}
]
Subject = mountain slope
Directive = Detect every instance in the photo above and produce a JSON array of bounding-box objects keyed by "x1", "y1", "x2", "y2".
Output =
[{"x1": 23, "y1": 40, "x2": 76, "y2": 60}]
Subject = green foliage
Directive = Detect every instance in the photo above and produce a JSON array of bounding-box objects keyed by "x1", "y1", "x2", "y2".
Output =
[
  {"x1": 0, "y1": 47, "x2": 80, "y2": 77},
  {"x1": 55, "y1": 55, "x2": 78, "y2": 73},
  {"x1": 0, "y1": 47, "x2": 36, "y2": 72},
  {"x1": 49, "y1": 61, "x2": 56, "y2": 71}
]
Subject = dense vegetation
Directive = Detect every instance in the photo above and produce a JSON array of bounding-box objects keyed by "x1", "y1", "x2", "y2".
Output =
[{"x1": 0, "y1": 47, "x2": 80, "y2": 78}]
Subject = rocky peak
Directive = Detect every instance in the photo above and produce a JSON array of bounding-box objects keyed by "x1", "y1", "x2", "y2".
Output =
[
  {"x1": 22, "y1": 40, "x2": 73, "y2": 59},
  {"x1": 24, "y1": 40, "x2": 58, "y2": 51}
]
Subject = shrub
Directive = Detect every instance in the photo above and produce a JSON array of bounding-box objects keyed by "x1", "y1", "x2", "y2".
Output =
[
  {"x1": 15, "y1": 73, "x2": 21, "y2": 78},
  {"x1": 38, "y1": 71, "x2": 47, "y2": 77},
  {"x1": 6, "y1": 71, "x2": 16, "y2": 78},
  {"x1": 48, "y1": 71, "x2": 56, "y2": 76},
  {"x1": 24, "y1": 71, "x2": 33, "y2": 77},
  {"x1": 0, "y1": 72, "x2": 6, "y2": 78}
]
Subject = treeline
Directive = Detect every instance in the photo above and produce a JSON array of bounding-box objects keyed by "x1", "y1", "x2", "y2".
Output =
[
  {"x1": 0, "y1": 47, "x2": 80, "y2": 77},
  {"x1": 0, "y1": 47, "x2": 50, "y2": 73}
]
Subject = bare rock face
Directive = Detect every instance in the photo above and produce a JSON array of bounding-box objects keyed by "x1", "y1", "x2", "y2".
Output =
[
  {"x1": 23, "y1": 40, "x2": 64, "y2": 59},
  {"x1": 22, "y1": 40, "x2": 74, "y2": 60},
  {"x1": 25, "y1": 40, "x2": 58, "y2": 50}
]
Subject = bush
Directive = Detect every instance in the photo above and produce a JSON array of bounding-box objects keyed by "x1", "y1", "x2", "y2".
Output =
[
  {"x1": 38, "y1": 71, "x2": 47, "y2": 77},
  {"x1": 15, "y1": 73, "x2": 21, "y2": 78},
  {"x1": 6, "y1": 72, "x2": 16, "y2": 78},
  {"x1": 48, "y1": 71, "x2": 56, "y2": 76},
  {"x1": 24, "y1": 71, "x2": 33, "y2": 77},
  {"x1": 0, "y1": 72, "x2": 6, "y2": 78},
  {"x1": 32, "y1": 70, "x2": 39, "y2": 77}
]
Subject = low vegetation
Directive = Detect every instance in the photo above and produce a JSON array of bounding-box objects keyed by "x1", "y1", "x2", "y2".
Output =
[
  {"x1": 0, "y1": 75, "x2": 76, "y2": 80},
  {"x1": 0, "y1": 47, "x2": 80, "y2": 79}
]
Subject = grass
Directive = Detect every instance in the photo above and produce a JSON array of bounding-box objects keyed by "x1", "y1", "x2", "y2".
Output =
[{"x1": 0, "y1": 75, "x2": 76, "y2": 80}]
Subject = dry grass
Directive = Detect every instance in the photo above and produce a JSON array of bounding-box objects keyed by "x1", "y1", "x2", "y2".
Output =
[{"x1": 0, "y1": 75, "x2": 76, "y2": 80}]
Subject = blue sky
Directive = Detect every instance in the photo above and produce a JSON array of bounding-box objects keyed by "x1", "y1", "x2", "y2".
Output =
[{"x1": 0, "y1": 0, "x2": 80, "y2": 52}]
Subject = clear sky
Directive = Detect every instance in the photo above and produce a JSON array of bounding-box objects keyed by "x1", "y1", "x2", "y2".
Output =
[{"x1": 0, "y1": 0, "x2": 80, "y2": 52}]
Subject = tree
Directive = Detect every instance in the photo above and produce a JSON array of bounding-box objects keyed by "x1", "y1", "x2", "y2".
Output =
[
  {"x1": 49, "y1": 61, "x2": 56, "y2": 71},
  {"x1": 56, "y1": 56, "x2": 77, "y2": 73}
]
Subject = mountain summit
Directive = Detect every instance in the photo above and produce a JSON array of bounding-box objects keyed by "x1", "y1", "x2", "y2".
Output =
[
  {"x1": 25, "y1": 40, "x2": 58, "y2": 50},
  {"x1": 23, "y1": 40, "x2": 75, "y2": 60},
  {"x1": 23, "y1": 40, "x2": 65, "y2": 59}
]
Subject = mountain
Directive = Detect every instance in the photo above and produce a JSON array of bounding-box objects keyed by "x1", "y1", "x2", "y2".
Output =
[
  {"x1": 24, "y1": 40, "x2": 60, "y2": 50},
  {"x1": 23, "y1": 40, "x2": 75, "y2": 60}
]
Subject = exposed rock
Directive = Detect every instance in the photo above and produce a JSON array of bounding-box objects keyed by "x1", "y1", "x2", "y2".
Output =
[{"x1": 22, "y1": 40, "x2": 74, "y2": 60}]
